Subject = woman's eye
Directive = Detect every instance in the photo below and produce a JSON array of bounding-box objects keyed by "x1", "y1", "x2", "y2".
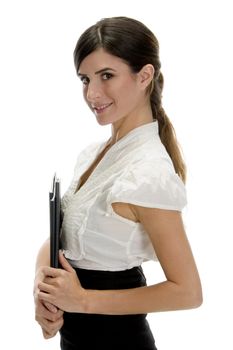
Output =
[
  {"x1": 102, "y1": 73, "x2": 113, "y2": 80},
  {"x1": 80, "y1": 76, "x2": 89, "y2": 85}
]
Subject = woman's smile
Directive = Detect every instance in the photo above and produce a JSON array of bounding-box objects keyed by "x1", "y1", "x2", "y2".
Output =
[{"x1": 92, "y1": 102, "x2": 113, "y2": 114}]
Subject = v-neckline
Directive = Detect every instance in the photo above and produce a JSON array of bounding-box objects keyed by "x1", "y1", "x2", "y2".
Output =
[
  {"x1": 74, "y1": 139, "x2": 112, "y2": 194},
  {"x1": 73, "y1": 121, "x2": 158, "y2": 195}
]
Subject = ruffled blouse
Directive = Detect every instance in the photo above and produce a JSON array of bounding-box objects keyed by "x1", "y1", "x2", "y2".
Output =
[{"x1": 61, "y1": 121, "x2": 187, "y2": 271}]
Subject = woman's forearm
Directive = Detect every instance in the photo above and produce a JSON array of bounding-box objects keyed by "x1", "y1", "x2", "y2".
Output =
[
  {"x1": 37, "y1": 253, "x2": 202, "y2": 314},
  {"x1": 83, "y1": 280, "x2": 202, "y2": 315},
  {"x1": 34, "y1": 238, "x2": 50, "y2": 297},
  {"x1": 35, "y1": 238, "x2": 50, "y2": 272}
]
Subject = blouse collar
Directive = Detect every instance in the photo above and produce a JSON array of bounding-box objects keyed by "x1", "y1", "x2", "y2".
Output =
[
  {"x1": 104, "y1": 120, "x2": 159, "y2": 152},
  {"x1": 73, "y1": 121, "x2": 159, "y2": 197}
]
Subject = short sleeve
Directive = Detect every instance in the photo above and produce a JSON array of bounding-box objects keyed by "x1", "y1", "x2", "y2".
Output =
[{"x1": 107, "y1": 160, "x2": 187, "y2": 212}]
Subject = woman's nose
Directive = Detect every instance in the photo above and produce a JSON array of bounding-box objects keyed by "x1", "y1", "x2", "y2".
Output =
[{"x1": 86, "y1": 81, "x2": 102, "y2": 102}]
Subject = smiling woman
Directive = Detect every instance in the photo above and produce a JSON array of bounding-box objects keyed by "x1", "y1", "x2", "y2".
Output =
[
  {"x1": 34, "y1": 16, "x2": 202, "y2": 350},
  {"x1": 77, "y1": 48, "x2": 154, "y2": 128},
  {"x1": 78, "y1": 66, "x2": 116, "y2": 116}
]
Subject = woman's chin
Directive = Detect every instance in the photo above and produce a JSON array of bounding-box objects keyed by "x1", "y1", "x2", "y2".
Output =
[{"x1": 95, "y1": 115, "x2": 113, "y2": 126}]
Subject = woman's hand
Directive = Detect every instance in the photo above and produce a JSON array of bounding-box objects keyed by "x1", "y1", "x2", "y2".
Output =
[
  {"x1": 35, "y1": 299, "x2": 64, "y2": 339},
  {"x1": 34, "y1": 268, "x2": 64, "y2": 339},
  {"x1": 38, "y1": 251, "x2": 86, "y2": 313}
]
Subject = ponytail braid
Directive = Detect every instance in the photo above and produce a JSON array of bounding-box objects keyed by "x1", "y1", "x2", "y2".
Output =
[{"x1": 150, "y1": 72, "x2": 187, "y2": 183}]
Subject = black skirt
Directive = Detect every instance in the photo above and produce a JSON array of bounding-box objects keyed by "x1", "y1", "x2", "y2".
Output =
[{"x1": 60, "y1": 266, "x2": 157, "y2": 350}]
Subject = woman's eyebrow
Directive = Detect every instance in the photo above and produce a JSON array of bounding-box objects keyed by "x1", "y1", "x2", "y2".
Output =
[
  {"x1": 95, "y1": 67, "x2": 116, "y2": 74},
  {"x1": 78, "y1": 67, "x2": 116, "y2": 76}
]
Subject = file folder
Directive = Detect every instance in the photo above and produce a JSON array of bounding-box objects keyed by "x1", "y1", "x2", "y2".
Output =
[{"x1": 49, "y1": 174, "x2": 61, "y2": 268}]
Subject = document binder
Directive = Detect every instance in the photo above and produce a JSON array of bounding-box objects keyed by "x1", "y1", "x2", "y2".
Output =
[{"x1": 49, "y1": 174, "x2": 61, "y2": 268}]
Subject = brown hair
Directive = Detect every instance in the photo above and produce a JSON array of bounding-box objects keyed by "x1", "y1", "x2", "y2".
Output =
[{"x1": 73, "y1": 16, "x2": 186, "y2": 183}]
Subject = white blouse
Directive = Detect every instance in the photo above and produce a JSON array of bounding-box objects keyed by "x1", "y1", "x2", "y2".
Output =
[{"x1": 61, "y1": 121, "x2": 187, "y2": 271}]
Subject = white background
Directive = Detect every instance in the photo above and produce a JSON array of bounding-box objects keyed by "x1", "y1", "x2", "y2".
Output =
[{"x1": 0, "y1": 0, "x2": 232, "y2": 349}]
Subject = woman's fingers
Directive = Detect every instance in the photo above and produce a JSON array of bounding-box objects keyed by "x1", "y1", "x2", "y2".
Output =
[
  {"x1": 40, "y1": 316, "x2": 64, "y2": 339},
  {"x1": 40, "y1": 266, "x2": 60, "y2": 278},
  {"x1": 38, "y1": 281, "x2": 54, "y2": 294},
  {"x1": 43, "y1": 301, "x2": 59, "y2": 314},
  {"x1": 35, "y1": 299, "x2": 62, "y2": 322},
  {"x1": 42, "y1": 329, "x2": 56, "y2": 340},
  {"x1": 37, "y1": 254, "x2": 84, "y2": 312},
  {"x1": 40, "y1": 252, "x2": 74, "y2": 279},
  {"x1": 58, "y1": 251, "x2": 74, "y2": 272},
  {"x1": 38, "y1": 290, "x2": 54, "y2": 304},
  {"x1": 34, "y1": 263, "x2": 65, "y2": 339},
  {"x1": 35, "y1": 299, "x2": 64, "y2": 339}
]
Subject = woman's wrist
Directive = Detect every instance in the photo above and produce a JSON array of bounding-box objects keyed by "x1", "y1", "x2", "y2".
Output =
[
  {"x1": 74, "y1": 287, "x2": 90, "y2": 313},
  {"x1": 79, "y1": 288, "x2": 111, "y2": 315}
]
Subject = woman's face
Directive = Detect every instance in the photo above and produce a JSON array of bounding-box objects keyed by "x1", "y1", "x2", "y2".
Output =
[{"x1": 78, "y1": 48, "x2": 147, "y2": 126}]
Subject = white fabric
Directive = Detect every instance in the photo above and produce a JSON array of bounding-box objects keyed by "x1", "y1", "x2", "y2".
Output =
[{"x1": 61, "y1": 121, "x2": 187, "y2": 271}]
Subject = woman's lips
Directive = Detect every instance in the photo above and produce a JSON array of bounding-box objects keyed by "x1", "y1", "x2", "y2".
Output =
[{"x1": 92, "y1": 103, "x2": 113, "y2": 114}]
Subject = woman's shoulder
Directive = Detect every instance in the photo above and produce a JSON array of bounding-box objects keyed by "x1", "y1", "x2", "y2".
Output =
[
  {"x1": 130, "y1": 135, "x2": 175, "y2": 173},
  {"x1": 109, "y1": 138, "x2": 187, "y2": 211}
]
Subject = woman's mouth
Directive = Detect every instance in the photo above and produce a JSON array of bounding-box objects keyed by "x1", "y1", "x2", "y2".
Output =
[{"x1": 92, "y1": 103, "x2": 113, "y2": 114}]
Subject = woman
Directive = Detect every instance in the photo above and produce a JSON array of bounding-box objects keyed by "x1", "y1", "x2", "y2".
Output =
[{"x1": 34, "y1": 16, "x2": 202, "y2": 350}]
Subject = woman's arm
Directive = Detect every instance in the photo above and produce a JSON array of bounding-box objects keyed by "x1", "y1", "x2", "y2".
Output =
[
  {"x1": 35, "y1": 238, "x2": 50, "y2": 269},
  {"x1": 84, "y1": 207, "x2": 203, "y2": 314},
  {"x1": 38, "y1": 207, "x2": 203, "y2": 315}
]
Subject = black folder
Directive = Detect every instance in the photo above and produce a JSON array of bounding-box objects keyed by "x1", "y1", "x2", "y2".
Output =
[{"x1": 49, "y1": 174, "x2": 61, "y2": 268}]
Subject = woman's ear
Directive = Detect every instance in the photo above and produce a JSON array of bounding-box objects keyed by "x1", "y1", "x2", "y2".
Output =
[{"x1": 137, "y1": 64, "x2": 155, "y2": 90}]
